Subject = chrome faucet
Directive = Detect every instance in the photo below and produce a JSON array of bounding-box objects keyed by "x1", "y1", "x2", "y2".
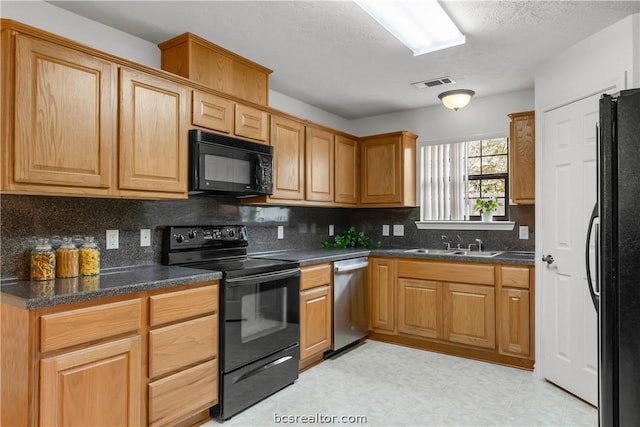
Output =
[
  {"x1": 441, "y1": 235, "x2": 452, "y2": 250},
  {"x1": 475, "y1": 238, "x2": 483, "y2": 252}
]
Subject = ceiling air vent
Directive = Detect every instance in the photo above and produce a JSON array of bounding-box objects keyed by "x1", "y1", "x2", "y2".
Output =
[{"x1": 411, "y1": 76, "x2": 456, "y2": 89}]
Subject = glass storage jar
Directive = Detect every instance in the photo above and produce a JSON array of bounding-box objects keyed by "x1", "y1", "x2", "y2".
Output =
[
  {"x1": 30, "y1": 238, "x2": 56, "y2": 281},
  {"x1": 56, "y1": 237, "x2": 79, "y2": 278},
  {"x1": 79, "y1": 236, "x2": 100, "y2": 276}
]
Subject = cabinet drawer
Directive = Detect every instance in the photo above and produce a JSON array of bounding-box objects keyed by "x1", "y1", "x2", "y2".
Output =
[
  {"x1": 300, "y1": 263, "x2": 332, "y2": 291},
  {"x1": 501, "y1": 266, "x2": 530, "y2": 289},
  {"x1": 150, "y1": 282, "x2": 218, "y2": 326},
  {"x1": 149, "y1": 314, "x2": 218, "y2": 379},
  {"x1": 398, "y1": 260, "x2": 495, "y2": 286},
  {"x1": 40, "y1": 299, "x2": 141, "y2": 353},
  {"x1": 149, "y1": 359, "x2": 218, "y2": 427}
]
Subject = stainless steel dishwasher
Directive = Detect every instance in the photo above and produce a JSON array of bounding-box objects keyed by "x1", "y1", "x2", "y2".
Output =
[{"x1": 328, "y1": 257, "x2": 369, "y2": 357}]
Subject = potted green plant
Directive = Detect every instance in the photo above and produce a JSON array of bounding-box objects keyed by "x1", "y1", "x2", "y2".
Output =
[
  {"x1": 323, "y1": 226, "x2": 380, "y2": 249},
  {"x1": 473, "y1": 197, "x2": 502, "y2": 222}
]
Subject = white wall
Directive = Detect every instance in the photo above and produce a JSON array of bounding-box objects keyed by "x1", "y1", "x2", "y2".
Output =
[
  {"x1": 349, "y1": 89, "x2": 534, "y2": 143},
  {"x1": 535, "y1": 13, "x2": 639, "y2": 110},
  {"x1": 268, "y1": 90, "x2": 353, "y2": 134},
  {"x1": 1, "y1": 0, "x2": 160, "y2": 67}
]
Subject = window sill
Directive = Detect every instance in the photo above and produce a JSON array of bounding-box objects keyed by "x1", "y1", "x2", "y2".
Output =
[{"x1": 414, "y1": 221, "x2": 516, "y2": 231}]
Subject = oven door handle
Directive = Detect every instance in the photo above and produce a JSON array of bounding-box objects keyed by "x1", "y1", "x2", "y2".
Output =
[{"x1": 225, "y1": 268, "x2": 300, "y2": 286}]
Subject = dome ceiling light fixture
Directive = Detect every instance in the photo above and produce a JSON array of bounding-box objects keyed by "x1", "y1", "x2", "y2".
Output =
[{"x1": 438, "y1": 89, "x2": 476, "y2": 111}]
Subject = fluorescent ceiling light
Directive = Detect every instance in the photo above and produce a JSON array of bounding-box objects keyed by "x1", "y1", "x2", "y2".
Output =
[{"x1": 355, "y1": 0, "x2": 465, "y2": 56}]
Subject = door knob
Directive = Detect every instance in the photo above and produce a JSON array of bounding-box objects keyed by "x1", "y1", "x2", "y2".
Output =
[{"x1": 542, "y1": 254, "x2": 554, "y2": 265}]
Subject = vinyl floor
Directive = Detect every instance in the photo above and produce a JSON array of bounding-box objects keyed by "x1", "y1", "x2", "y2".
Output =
[{"x1": 202, "y1": 340, "x2": 597, "y2": 427}]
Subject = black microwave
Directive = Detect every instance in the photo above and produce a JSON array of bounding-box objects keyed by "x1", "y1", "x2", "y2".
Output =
[{"x1": 189, "y1": 129, "x2": 273, "y2": 197}]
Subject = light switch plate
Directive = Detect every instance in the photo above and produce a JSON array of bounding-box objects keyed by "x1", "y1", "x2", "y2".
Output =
[
  {"x1": 106, "y1": 229, "x2": 119, "y2": 249},
  {"x1": 382, "y1": 225, "x2": 390, "y2": 236},
  {"x1": 393, "y1": 224, "x2": 405, "y2": 236},
  {"x1": 329, "y1": 224, "x2": 334, "y2": 236},
  {"x1": 277, "y1": 225, "x2": 284, "y2": 239},
  {"x1": 519, "y1": 225, "x2": 529, "y2": 240},
  {"x1": 140, "y1": 229, "x2": 151, "y2": 247}
]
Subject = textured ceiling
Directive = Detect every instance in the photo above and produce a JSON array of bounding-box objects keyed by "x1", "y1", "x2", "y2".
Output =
[{"x1": 48, "y1": 1, "x2": 640, "y2": 119}]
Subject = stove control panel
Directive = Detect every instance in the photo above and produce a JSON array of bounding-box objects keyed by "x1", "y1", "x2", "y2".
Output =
[{"x1": 163, "y1": 225, "x2": 248, "y2": 250}]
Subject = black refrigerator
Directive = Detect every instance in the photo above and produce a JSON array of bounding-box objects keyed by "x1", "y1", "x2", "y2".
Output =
[{"x1": 586, "y1": 88, "x2": 640, "y2": 427}]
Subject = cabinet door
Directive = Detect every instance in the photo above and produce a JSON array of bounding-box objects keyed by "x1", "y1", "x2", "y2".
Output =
[
  {"x1": 192, "y1": 90, "x2": 233, "y2": 134},
  {"x1": 40, "y1": 336, "x2": 141, "y2": 426},
  {"x1": 397, "y1": 278, "x2": 441, "y2": 339},
  {"x1": 443, "y1": 283, "x2": 496, "y2": 349},
  {"x1": 13, "y1": 34, "x2": 116, "y2": 191},
  {"x1": 119, "y1": 68, "x2": 188, "y2": 195},
  {"x1": 235, "y1": 103, "x2": 268, "y2": 142},
  {"x1": 368, "y1": 258, "x2": 396, "y2": 334},
  {"x1": 269, "y1": 115, "x2": 305, "y2": 200},
  {"x1": 334, "y1": 135, "x2": 359, "y2": 204},
  {"x1": 305, "y1": 127, "x2": 334, "y2": 202},
  {"x1": 299, "y1": 285, "x2": 332, "y2": 360},
  {"x1": 499, "y1": 288, "x2": 530, "y2": 357},
  {"x1": 509, "y1": 111, "x2": 535, "y2": 204},
  {"x1": 360, "y1": 136, "x2": 402, "y2": 204}
]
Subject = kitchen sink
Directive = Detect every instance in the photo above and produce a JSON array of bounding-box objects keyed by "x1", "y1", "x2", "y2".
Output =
[
  {"x1": 404, "y1": 248, "x2": 454, "y2": 255},
  {"x1": 448, "y1": 250, "x2": 504, "y2": 257}
]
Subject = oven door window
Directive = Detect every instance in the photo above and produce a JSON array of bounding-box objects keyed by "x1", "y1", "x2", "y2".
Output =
[
  {"x1": 223, "y1": 272, "x2": 299, "y2": 373},
  {"x1": 239, "y1": 284, "x2": 286, "y2": 343}
]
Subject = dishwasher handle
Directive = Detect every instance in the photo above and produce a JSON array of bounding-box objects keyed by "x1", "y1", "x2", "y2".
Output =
[{"x1": 334, "y1": 258, "x2": 369, "y2": 273}]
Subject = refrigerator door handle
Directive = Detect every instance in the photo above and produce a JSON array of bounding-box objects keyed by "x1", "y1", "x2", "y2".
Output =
[{"x1": 585, "y1": 203, "x2": 599, "y2": 312}]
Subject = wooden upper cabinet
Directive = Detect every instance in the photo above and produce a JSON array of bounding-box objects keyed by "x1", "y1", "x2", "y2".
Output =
[
  {"x1": 269, "y1": 115, "x2": 305, "y2": 200},
  {"x1": 119, "y1": 67, "x2": 189, "y2": 197},
  {"x1": 508, "y1": 111, "x2": 535, "y2": 204},
  {"x1": 305, "y1": 127, "x2": 334, "y2": 203},
  {"x1": 11, "y1": 34, "x2": 116, "y2": 193},
  {"x1": 334, "y1": 135, "x2": 359, "y2": 205},
  {"x1": 192, "y1": 91, "x2": 234, "y2": 134},
  {"x1": 360, "y1": 131, "x2": 417, "y2": 206},
  {"x1": 235, "y1": 103, "x2": 268, "y2": 143},
  {"x1": 158, "y1": 32, "x2": 272, "y2": 106}
]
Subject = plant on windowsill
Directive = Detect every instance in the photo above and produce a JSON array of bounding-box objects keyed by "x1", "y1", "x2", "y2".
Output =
[
  {"x1": 474, "y1": 197, "x2": 502, "y2": 222},
  {"x1": 323, "y1": 226, "x2": 380, "y2": 249}
]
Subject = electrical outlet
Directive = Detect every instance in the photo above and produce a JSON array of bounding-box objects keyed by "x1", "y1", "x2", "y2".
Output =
[
  {"x1": 393, "y1": 224, "x2": 405, "y2": 236},
  {"x1": 106, "y1": 229, "x2": 119, "y2": 249},
  {"x1": 140, "y1": 229, "x2": 151, "y2": 247},
  {"x1": 277, "y1": 225, "x2": 284, "y2": 240},
  {"x1": 382, "y1": 225, "x2": 390, "y2": 236},
  {"x1": 519, "y1": 225, "x2": 530, "y2": 240},
  {"x1": 329, "y1": 224, "x2": 334, "y2": 236}
]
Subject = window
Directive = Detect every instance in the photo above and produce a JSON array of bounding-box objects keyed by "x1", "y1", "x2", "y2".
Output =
[{"x1": 419, "y1": 137, "x2": 509, "y2": 221}]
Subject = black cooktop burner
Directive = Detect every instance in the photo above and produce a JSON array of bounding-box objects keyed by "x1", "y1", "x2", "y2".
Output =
[
  {"x1": 183, "y1": 257, "x2": 299, "y2": 279},
  {"x1": 162, "y1": 225, "x2": 299, "y2": 279}
]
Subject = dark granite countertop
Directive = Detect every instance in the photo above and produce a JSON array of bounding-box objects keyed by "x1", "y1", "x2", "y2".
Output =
[
  {"x1": 251, "y1": 248, "x2": 534, "y2": 266},
  {"x1": 250, "y1": 249, "x2": 371, "y2": 265},
  {"x1": 370, "y1": 249, "x2": 535, "y2": 265},
  {"x1": 0, "y1": 265, "x2": 222, "y2": 310}
]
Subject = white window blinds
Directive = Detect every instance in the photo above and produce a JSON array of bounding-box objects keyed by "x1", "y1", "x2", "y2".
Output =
[{"x1": 419, "y1": 142, "x2": 467, "y2": 221}]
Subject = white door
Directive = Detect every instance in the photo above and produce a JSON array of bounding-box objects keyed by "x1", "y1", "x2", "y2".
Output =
[{"x1": 541, "y1": 93, "x2": 600, "y2": 405}]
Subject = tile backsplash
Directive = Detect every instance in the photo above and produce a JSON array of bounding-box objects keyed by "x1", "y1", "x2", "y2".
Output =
[
  {"x1": 1, "y1": 195, "x2": 535, "y2": 280},
  {"x1": 0, "y1": 195, "x2": 348, "y2": 280}
]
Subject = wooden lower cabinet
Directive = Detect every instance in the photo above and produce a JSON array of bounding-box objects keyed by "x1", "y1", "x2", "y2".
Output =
[
  {"x1": 443, "y1": 283, "x2": 496, "y2": 349},
  {"x1": 397, "y1": 278, "x2": 440, "y2": 339},
  {"x1": 0, "y1": 280, "x2": 219, "y2": 427},
  {"x1": 39, "y1": 336, "x2": 142, "y2": 426},
  {"x1": 368, "y1": 257, "x2": 396, "y2": 334},
  {"x1": 299, "y1": 263, "x2": 332, "y2": 369},
  {"x1": 369, "y1": 258, "x2": 534, "y2": 370},
  {"x1": 498, "y1": 265, "x2": 533, "y2": 358}
]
